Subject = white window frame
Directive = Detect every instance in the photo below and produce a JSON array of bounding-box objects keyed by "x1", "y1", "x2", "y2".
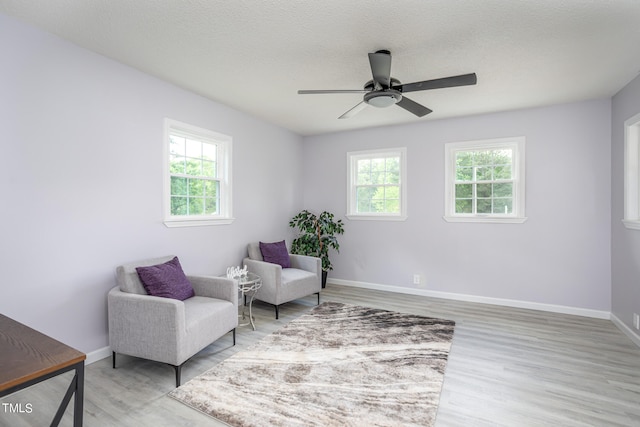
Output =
[
  {"x1": 347, "y1": 148, "x2": 407, "y2": 221},
  {"x1": 623, "y1": 112, "x2": 640, "y2": 230},
  {"x1": 444, "y1": 137, "x2": 527, "y2": 224},
  {"x1": 163, "y1": 118, "x2": 233, "y2": 227}
]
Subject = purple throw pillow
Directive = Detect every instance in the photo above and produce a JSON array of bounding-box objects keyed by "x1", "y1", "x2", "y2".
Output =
[
  {"x1": 136, "y1": 257, "x2": 195, "y2": 301},
  {"x1": 259, "y1": 240, "x2": 291, "y2": 268}
]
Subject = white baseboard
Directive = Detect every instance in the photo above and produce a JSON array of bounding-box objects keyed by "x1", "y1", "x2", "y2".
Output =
[
  {"x1": 610, "y1": 314, "x2": 640, "y2": 348},
  {"x1": 86, "y1": 346, "x2": 112, "y2": 365},
  {"x1": 328, "y1": 278, "x2": 611, "y2": 320}
]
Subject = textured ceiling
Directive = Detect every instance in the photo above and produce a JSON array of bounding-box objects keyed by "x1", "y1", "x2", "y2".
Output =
[{"x1": 2, "y1": 0, "x2": 640, "y2": 136}]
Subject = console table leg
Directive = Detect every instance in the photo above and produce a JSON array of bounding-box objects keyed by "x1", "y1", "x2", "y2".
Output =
[
  {"x1": 50, "y1": 361, "x2": 84, "y2": 427},
  {"x1": 73, "y1": 362, "x2": 84, "y2": 427}
]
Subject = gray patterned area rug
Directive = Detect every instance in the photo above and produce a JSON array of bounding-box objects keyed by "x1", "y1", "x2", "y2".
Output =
[{"x1": 169, "y1": 301, "x2": 455, "y2": 427}]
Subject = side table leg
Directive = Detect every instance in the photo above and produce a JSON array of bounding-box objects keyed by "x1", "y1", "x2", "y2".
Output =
[
  {"x1": 237, "y1": 287, "x2": 251, "y2": 327},
  {"x1": 248, "y1": 293, "x2": 256, "y2": 330},
  {"x1": 239, "y1": 287, "x2": 247, "y2": 321}
]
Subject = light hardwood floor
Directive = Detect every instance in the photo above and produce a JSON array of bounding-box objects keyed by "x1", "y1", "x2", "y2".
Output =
[{"x1": 2, "y1": 284, "x2": 640, "y2": 426}]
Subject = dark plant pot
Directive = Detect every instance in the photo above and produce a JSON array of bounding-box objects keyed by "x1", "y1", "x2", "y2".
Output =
[{"x1": 322, "y1": 270, "x2": 328, "y2": 288}]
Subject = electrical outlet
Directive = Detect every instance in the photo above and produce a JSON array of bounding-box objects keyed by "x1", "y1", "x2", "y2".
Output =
[
  {"x1": 634, "y1": 313, "x2": 640, "y2": 330},
  {"x1": 413, "y1": 274, "x2": 421, "y2": 285}
]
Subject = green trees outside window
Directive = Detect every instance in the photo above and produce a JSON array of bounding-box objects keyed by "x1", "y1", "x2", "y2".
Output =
[
  {"x1": 355, "y1": 155, "x2": 401, "y2": 214},
  {"x1": 169, "y1": 135, "x2": 219, "y2": 216},
  {"x1": 454, "y1": 149, "x2": 514, "y2": 215}
]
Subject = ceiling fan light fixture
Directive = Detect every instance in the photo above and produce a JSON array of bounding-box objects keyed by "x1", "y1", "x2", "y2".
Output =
[{"x1": 364, "y1": 90, "x2": 402, "y2": 108}]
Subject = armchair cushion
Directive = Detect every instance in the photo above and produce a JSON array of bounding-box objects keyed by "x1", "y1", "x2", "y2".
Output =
[
  {"x1": 259, "y1": 240, "x2": 291, "y2": 268},
  {"x1": 135, "y1": 256, "x2": 195, "y2": 301}
]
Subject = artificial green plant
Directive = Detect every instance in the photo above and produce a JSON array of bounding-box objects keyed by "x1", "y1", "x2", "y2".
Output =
[{"x1": 289, "y1": 210, "x2": 345, "y2": 272}]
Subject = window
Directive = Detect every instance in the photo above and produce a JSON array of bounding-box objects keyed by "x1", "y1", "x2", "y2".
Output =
[
  {"x1": 623, "y1": 112, "x2": 640, "y2": 230},
  {"x1": 444, "y1": 137, "x2": 526, "y2": 223},
  {"x1": 347, "y1": 148, "x2": 407, "y2": 221},
  {"x1": 163, "y1": 119, "x2": 233, "y2": 227}
]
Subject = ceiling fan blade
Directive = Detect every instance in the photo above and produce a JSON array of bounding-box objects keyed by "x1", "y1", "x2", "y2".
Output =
[
  {"x1": 396, "y1": 96, "x2": 432, "y2": 117},
  {"x1": 298, "y1": 89, "x2": 368, "y2": 94},
  {"x1": 368, "y1": 50, "x2": 392, "y2": 88},
  {"x1": 394, "y1": 73, "x2": 477, "y2": 93},
  {"x1": 339, "y1": 101, "x2": 368, "y2": 119}
]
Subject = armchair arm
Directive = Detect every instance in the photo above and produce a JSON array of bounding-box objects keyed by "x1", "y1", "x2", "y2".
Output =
[
  {"x1": 243, "y1": 258, "x2": 282, "y2": 285},
  {"x1": 189, "y1": 275, "x2": 237, "y2": 306},
  {"x1": 107, "y1": 287, "x2": 185, "y2": 364},
  {"x1": 243, "y1": 258, "x2": 281, "y2": 305},
  {"x1": 289, "y1": 254, "x2": 321, "y2": 275}
]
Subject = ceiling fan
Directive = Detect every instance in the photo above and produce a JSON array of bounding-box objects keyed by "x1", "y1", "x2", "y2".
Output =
[{"x1": 298, "y1": 50, "x2": 477, "y2": 119}]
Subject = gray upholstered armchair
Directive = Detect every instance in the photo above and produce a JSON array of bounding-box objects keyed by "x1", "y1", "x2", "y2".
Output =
[
  {"x1": 243, "y1": 242, "x2": 321, "y2": 319},
  {"x1": 108, "y1": 255, "x2": 238, "y2": 387}
]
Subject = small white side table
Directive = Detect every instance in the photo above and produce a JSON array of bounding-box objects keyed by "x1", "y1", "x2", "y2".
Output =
[{"x1": 236, "y1": 273, "x2": 262, "y2": 330}]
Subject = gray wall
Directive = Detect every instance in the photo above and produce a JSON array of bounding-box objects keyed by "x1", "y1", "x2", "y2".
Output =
[
  {"x1": 302, "y1": 100, "x2": 612, "y2": 312},
  {"x1": 611, "y1": 74, "x2": 640, "y2": 334},
  {"x1": 0, "y1": 14, "x2": 304, "y2": 355}
]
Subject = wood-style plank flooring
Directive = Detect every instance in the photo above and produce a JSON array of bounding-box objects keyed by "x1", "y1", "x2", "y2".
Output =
[{"x1": 2, "y1": 284, "x2": 639, "y2": 426}]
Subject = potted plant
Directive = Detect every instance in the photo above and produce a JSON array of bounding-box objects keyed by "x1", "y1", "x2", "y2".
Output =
[{"x1": 289, "y1": 210, "x2": 345, "y2": 288}]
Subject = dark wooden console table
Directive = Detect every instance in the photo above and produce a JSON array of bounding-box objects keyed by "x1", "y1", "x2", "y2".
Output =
[{"x1": 0, "y1": 313, "x2": 86, "y2": 426}]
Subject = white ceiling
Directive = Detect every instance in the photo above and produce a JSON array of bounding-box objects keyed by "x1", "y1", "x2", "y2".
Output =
[{"x1": 2, "y1": 0, "x2": 640, "y2": 136}]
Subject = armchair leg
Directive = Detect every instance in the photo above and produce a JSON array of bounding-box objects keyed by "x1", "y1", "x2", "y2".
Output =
[
  {"x1": 275, "y1": 305, "x2": 279, "y2": 320},
  {"x1": 112, "y1": 352, "x2": 116, "y2": 369},
  {"x1": 232, "y1": 328, "x2": 236, "y2": 346},
  {"x1": 174, "y1": 364, "x2": 182, "y2": 387},
  {"x1": 316, "y1": 292, "x2": 320, "y2": 305}
]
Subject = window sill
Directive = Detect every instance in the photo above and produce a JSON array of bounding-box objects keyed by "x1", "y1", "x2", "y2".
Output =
[
  {"x1": 443, "y1": 215, "x2": 528, "y2": 224},
  {"x1": 164, "y1": 217, "x2": 235, "y2": 228},
  {"x1": 622, "y1": 219, "x2": 640, "y2": 230},
  {"x1": 346, "y1": 214, "x2": 407, "y2": 222}
]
